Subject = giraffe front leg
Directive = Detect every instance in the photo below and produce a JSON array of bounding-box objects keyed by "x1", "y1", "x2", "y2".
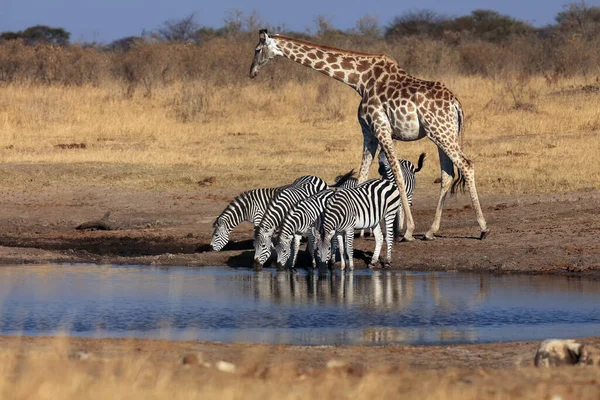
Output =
[
  {"x1": 375, "y1": 124, "x2": 415, "y2": 242},
  {"x1": 425, "y1": 148, "x2": 454, "y2": 240},
  {"x1": 357, "y1": 124, "x2": 379, "y2": 183}
]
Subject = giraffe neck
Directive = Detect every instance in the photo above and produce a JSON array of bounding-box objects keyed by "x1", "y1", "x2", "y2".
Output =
[{"x1": 272, "y1": 35, "x2": 387, "y2": 94}]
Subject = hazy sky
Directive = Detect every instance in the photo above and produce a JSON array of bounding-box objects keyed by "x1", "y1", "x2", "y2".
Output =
[{"x1": 2, "y1": 0, "x2": 599, "y2": 43}]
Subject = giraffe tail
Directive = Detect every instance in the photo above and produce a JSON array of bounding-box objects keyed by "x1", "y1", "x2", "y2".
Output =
[{"x1": 451, "y1": 102, "x2": 466, "y2": 195}]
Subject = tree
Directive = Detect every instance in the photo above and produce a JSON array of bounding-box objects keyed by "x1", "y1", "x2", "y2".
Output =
[
  {"x1": 448, "y1": 10, "x2": 534, "y2": 42},
  {"x1": 353, "y1": 14, "x2": 383, "y2": 38},
  {"x1": 0, "y1": 25, "x2": 70, "y2": 45},
  {"x1": 157, "y1": 13, "x2": 199, "y2": 42},
  {"x1": 385, "y1": 9, "x2": 448, "y2": 40},
  {"x1": 555, "y1": 1, "x2": 600, "y2": 39}
]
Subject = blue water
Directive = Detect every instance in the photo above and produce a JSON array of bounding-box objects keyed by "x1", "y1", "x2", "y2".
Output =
[{"x1": 1, "y1": 264, "x2": 599, "y2": 345}]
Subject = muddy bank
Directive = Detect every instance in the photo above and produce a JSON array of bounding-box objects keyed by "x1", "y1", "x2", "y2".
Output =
[{"x1": 0, "y1": 185, "x2": 599, "y2": 275}]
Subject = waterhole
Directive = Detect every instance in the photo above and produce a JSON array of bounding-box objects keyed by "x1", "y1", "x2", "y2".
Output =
[{"x1": 1, "y1": 264, "x2": 599, "y2": 345}]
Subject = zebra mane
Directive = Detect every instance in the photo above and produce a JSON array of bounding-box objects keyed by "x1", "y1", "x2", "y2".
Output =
[{"x1": 331, "y1": 169, "x2": 355, "y2": 187}]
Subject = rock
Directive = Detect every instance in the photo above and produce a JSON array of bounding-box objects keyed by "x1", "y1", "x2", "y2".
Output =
[
  {"x1": 216, "y1": 360, "x2": 236, "y2": 373},
  {"x1": 326, "y1": 359, "x2": 347, "y2": 369},
  {"x1": 182, "y1": 353, "x2": 203, "y2": 366},
  {"x1": 69, "y1": 351, "x2": 90, "y2": 361},
  {"x1": 534, "y1": 339, "x2": 600, "y2": 367}
]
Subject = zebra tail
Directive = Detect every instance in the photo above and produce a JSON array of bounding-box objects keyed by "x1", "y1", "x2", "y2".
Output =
[
  {"x1": 414, "y1": 153, "x2": 426, "y2": 173},
  {"x1": 330, "y1": 169, "x2": 355, "y2": 188},
  {"x1": 450, "y1": 166, "x2": 466, "y2": 195}
]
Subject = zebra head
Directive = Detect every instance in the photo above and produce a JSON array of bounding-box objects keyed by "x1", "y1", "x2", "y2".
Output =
[
  {"x1": 274, "y1": 236, "x2": 293, "y2": 270},
  {"x1": 315, "y1": 230, "x2": 334, "y2": 271},
  {"x1": 249, "y1": 29, "x2": 284, "y2": 79},
  {"x1": 210, "y1": 219, "x2": 230, "y2": 251},
  {"x1": 253, "y1": 227, "x2": 274, "y2": 268}
]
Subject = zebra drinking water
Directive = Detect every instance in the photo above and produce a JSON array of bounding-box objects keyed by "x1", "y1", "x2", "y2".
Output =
[
  {"x1": 254, "y1": 171, "x2": 354, "y2": 269},
  {"x1": 274, "y1": 189, "x2": 337, "y2": 270},
  {"x1": 315, "y1": 178, "x2": 400, "y2": 271},
  {"x1": 211, "y1": 175, "x2": 329, "y2": 251},
  {"x1": 211, "y1": 187, "x2": 280, "y2": 251}
]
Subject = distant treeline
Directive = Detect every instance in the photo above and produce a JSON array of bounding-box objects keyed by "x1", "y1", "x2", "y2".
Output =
[{"x1": 1, "y1": 3, "x2": 599, "y2": 89}]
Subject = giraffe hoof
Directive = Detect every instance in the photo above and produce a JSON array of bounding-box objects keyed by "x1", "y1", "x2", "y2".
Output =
[
  {"x1": 402, "y1": 235, "x2": 415, "y2": 242},
  {"x1": 480, "y1": 229, "x2": 490, "y2": 240},
  {"x1": 368, "y1": 263, "x2": 376, "y2": 269},
  {"x1": 423, "y1": 233, "x2": 436, "y2": 241}
]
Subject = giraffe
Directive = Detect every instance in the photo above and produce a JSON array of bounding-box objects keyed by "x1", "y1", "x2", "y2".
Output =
[{"x1": 249, "y1": 29, "x2": 489, "y2": 241}]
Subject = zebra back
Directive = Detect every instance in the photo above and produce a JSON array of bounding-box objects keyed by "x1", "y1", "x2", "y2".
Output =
[
  {"x1": 279, "y1": 190, "x2": 334, "y2": 244},
  {"x1": 322, "y1": 178, "x2": 400, "y2": 234},
  {"x1": 213, "y1": 186, "x2": 280, "y2": 230},
  {"x1": 259, "y1": 176, "x2": 328, "y2": 234}
]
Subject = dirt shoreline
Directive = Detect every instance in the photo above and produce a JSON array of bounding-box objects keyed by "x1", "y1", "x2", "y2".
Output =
[{"x1": 0, "y1": 185, "x2": 599, "y2": 275}]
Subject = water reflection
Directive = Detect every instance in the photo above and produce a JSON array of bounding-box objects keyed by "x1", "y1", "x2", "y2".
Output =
[{"x1": 1, "y1": 265, "x2": 599, "y2": 346}]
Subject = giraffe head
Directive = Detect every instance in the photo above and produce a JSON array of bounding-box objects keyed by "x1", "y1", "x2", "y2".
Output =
[{"x1": 249, "y1": 29, "x2": 284, "y2": 79}]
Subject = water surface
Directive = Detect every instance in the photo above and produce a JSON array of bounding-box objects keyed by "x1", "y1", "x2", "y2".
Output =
[{"x1": 1, "y1": 264, "x2": 599, "y2": 345}]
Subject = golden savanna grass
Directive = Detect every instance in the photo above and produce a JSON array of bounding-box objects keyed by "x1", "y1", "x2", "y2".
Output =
[
  {"x1": 2, "y1": 339, "x2": 600, "y2": 400},
  {"x1": 1, "y1": 73, "x2": 599, "y2": 194}
]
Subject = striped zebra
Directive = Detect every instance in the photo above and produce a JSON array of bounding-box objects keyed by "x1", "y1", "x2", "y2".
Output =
[
  {"x1": 315, "y1": 178, "x2": 400, "y2": 271},
  {"x1": 211, "y1": 175, "x2": 325, "y2": 251},
  {"x1": 274, "y1": 189, "x2": 336, "y2": 270},
  {"x1": 211, "y1": 187, "x2": 281, "y2": 251},
  {"x1": 254, "y1": 171, "x2": 354, "y2": 269},
  {"x1": 378, "y1": 151, "x2": 426, "y2": 239}
]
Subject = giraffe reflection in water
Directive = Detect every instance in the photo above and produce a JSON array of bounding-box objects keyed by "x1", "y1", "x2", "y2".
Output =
[{"x1": 247, "y1": 270, "x2": 490, "y2": 344}]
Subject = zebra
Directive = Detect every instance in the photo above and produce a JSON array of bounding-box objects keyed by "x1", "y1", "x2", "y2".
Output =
[
  {"x1": 274, "y1": 189, "x2": 336, "y2": 270},
  {"x1": 315, "y1": 178, "x2": 400, "y2": 271},
  {"x1": 378, "y1": 151, "x2": 426, "y2": 239},
  {"x1": 253, "y1": 171, "x2": 354, "y2": 269},
  {"x1": 210, "y1": 175, "x2": 327, "y2": 251}
]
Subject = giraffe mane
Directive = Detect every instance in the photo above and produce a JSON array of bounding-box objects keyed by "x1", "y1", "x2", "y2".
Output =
[{"x1": 272, "y1": 34, "x2": 397, "y2": 63}]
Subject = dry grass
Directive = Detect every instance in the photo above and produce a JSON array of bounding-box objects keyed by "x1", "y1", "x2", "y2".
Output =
[
  {"x1": 1, "y1": 337, "x2": 599, "y2": 400},
  {"x1": 1, "y1": 73, "x2": 599, "y2": 195}
]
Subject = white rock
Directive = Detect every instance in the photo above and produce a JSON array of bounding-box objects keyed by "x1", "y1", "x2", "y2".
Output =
[{"x1": 216, "y1": 360, "x2": 236, "y2": 373}]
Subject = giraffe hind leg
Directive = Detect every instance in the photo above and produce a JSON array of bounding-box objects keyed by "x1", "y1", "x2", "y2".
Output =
[
  {"x1": 429, "y1": 137, "x2": 488, "y2": 240},
  {"x1": 425, "y1": 147, "x2": 454, "y2": 240}
]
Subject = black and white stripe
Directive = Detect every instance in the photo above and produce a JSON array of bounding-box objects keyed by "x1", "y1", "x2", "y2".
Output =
[
  {"x1": 316, "y1": 178, "x2": 400, "y2": 271},
  {"x1": 211, "y1": 187, "x2": 280, "y2": 251},
  {"x1": 253, "y1": 176, "x2": 328, "y2": 268},
  {"x1": 254, "y1": 172, "x2": 355, "y2": 268},
  {"x1": 274, "y1": 189, "x2": 335, "y2": 270}
]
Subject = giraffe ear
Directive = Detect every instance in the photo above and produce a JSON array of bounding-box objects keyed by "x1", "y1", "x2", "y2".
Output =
[{"x1": 259, "y1": 29, "x2": 268, "y2": 43}]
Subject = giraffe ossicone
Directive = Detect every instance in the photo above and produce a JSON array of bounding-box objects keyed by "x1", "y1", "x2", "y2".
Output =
[{"x1": 249, "y1": 30, "x2": 489, "y2": 241}]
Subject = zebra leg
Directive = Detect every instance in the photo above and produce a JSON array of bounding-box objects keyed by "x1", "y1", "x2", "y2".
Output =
[
  {"x1": 370, "y1": 224, "x2": 384, "y2": 268},
  {"x1": 345, "y1": 228, "x2": 355, "y2": 271},
  {"x1": 394, "y1": 206, "x2": 404, "y2": 242},
  {"x1": 307, "y1": 229, "x2": 317, "y2": 269},
  {"x1": 337, "y1": 233, "x2": 346, "y2": 271},
  {"x1": 384, "y1": 213, "x2": 395, "y2": 268},
  {"x1": 290, "y1": 234, "x2": 302, "y2": 269}
]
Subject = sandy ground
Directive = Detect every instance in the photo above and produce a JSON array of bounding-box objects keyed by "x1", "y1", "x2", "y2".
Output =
[{"x1": 0, "y1": 185, "x2": 599, "y2": 275}]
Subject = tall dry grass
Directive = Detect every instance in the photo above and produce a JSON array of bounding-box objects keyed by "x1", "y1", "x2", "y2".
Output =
[
  {"x1": 0, "y1": 38, "x2": 599, "y2": 195},
  {"x1": 1, "y1": 338, "x2": 600, "y2": 400}
]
